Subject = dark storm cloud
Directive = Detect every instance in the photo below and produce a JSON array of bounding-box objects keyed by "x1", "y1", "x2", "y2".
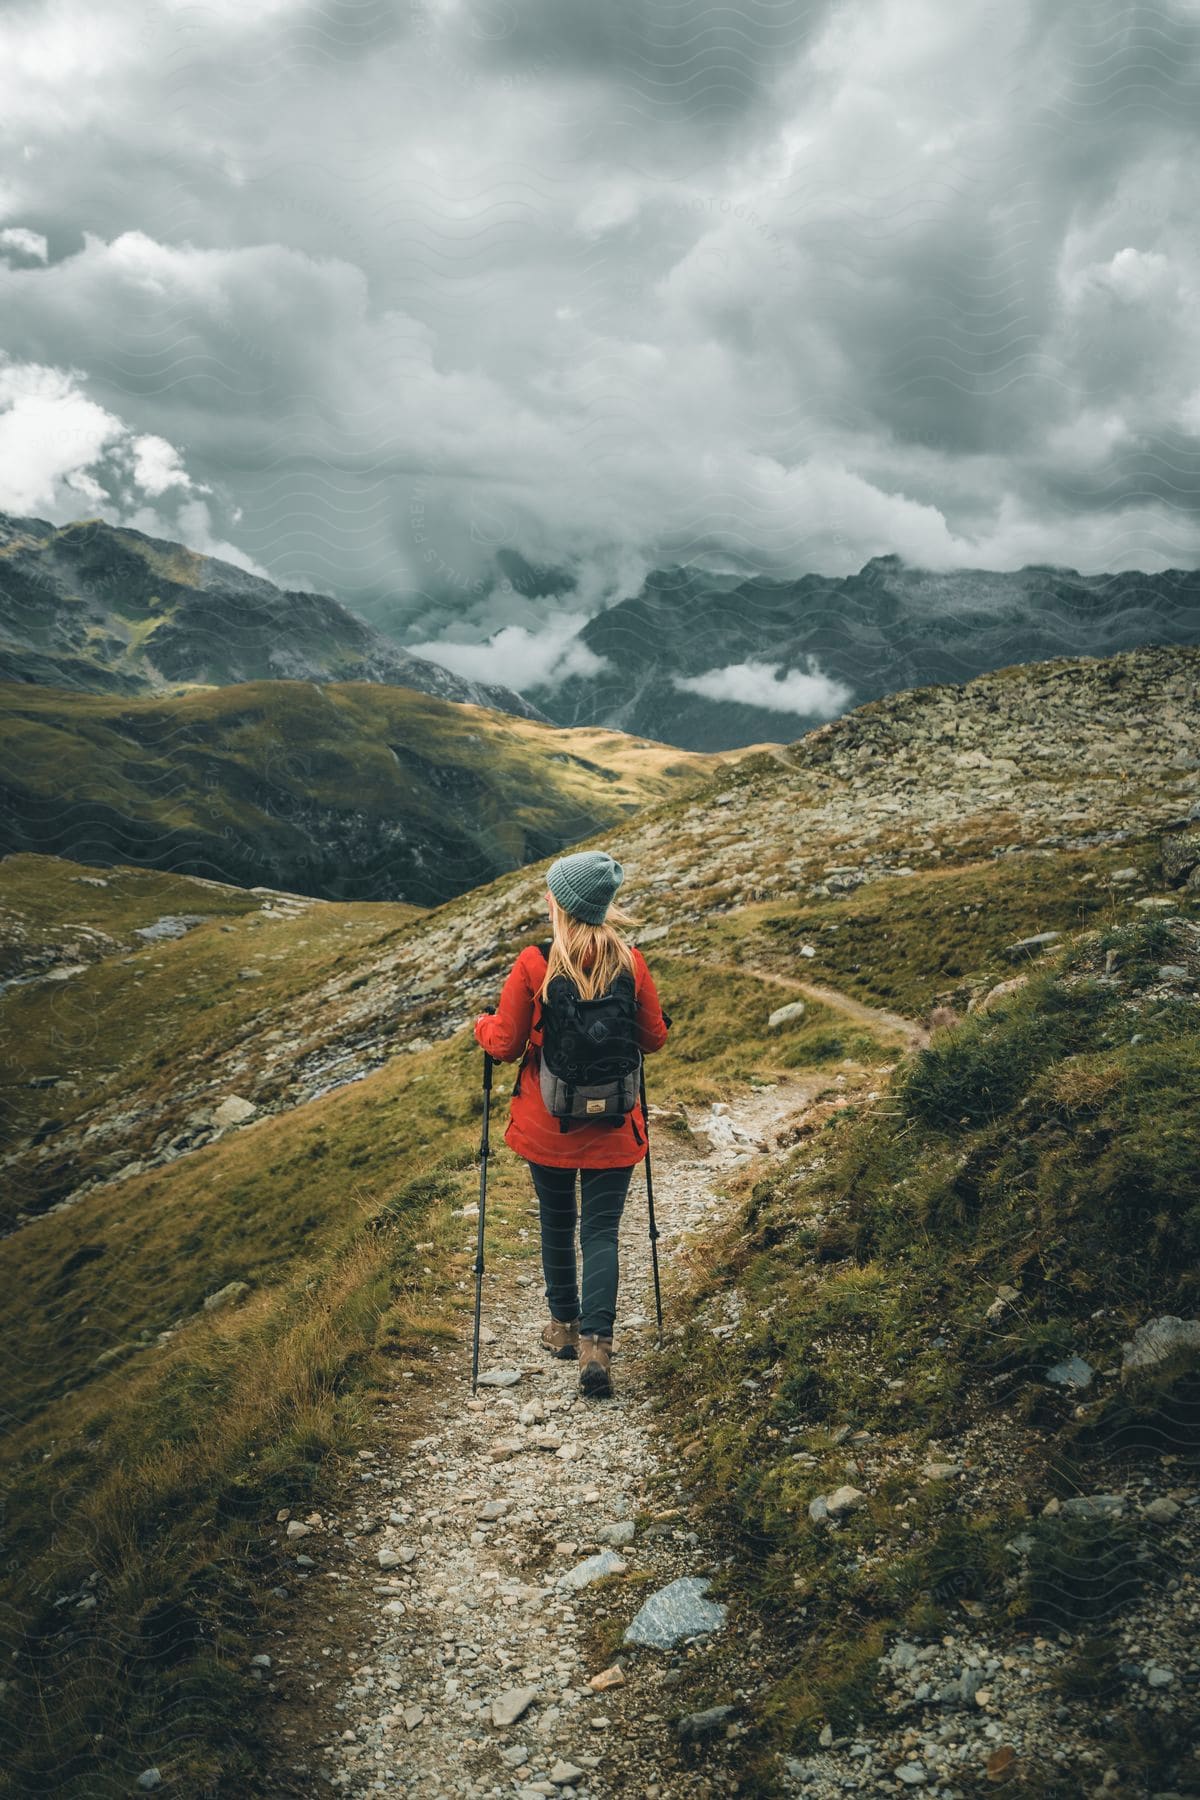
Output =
[{"x1": 0, "y1": 0, "x2": 1197, "y2": 676}]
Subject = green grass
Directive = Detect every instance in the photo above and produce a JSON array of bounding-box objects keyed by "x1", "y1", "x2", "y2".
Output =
[
  {"x1": 676, "y1": 836, "x2": 1175, "y2": 1017},
  {"x1": 0, "y1": 676, "x2": 720, "y2": 906},
  {"x1": 652, "y1": 915, "x2": 1200, "y2": 1783},
  {"x1": 0, "y1": 1008, "x2": 542, "y2": 1795}
]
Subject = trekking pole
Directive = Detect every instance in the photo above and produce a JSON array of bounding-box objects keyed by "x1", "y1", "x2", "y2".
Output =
[
  {"x1": 471, "y1": 1049, "x2": 494, "y2": 1394},
  {"x1": 639, "y1": 1063, "x2": 665, "y2": 1349}
]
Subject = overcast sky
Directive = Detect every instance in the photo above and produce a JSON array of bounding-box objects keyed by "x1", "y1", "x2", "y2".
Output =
[{"x1": 2, "y1": 0, "x2": 1199, "y2": 688}]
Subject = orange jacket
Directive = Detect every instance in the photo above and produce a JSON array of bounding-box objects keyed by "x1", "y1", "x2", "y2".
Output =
[{"x1": 473, "y1": 943, "x2": 669, "y2": 1168}]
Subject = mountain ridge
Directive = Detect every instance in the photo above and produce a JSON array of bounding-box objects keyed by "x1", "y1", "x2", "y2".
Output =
[
  {"x1": 0, "y1": 511, "x2": 547, "y2": 721},
  {"x1": 527, "y1": 555, "x2": 1200, "y2": 749}
]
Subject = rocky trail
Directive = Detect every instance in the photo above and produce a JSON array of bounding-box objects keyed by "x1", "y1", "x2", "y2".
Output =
[{"x1": 259, "y1": 1071, "x2": 835, "y2": 1800}]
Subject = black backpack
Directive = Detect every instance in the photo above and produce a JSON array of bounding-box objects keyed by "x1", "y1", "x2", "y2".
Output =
[{"x1": 516, "y1": 940, "x2": 643, "y2": 1133}]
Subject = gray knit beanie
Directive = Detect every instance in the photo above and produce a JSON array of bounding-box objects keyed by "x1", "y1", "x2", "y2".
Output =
[{"x1": 546, "y1": 849, "x2": 624, "y2": 924}]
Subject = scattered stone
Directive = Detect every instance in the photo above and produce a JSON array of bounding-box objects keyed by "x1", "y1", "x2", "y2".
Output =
[
  {"x1": 1161, "y1": 829, "x2": 1200, "y2": 884},
  {"x1": 595, "y1": 1519, "x2": 636, "y2": 1547},
  {"x1": 212, "y1": 1094, "x2": 257, "y2": 1126},
  {"x1": 825, "y1": 1484, "x2": 865, "y2": 1516},
  {"x1": 1120, "y1": 1316, "x2": 1200, "y2": 1381},
  {"x1": 1004, "y1": 931, "x2": 1061, "y2": 960},
  {"x1": 559, "y1": 1550, "x2": 627, "y2": 1591},
  {"x1": 1143, "y1": 1497, "x2": 1181, "y2": 1524},
  {"x1": 895, "y1": 1760, "x2": 928, "y2": 1785},
  {"x1": 476, "y1": 1498, "x2": 510, "y2": 1521},
  {"x1": 286, "y1": 1520, "x2": 312, "y2": 1539},
  {"x1": 202, "y1": 1279, "x2": 250, "y2": 1312},
  {"x1": 623, "y1": 1576, "x2": 728, "y2": 1649},
  {"x1": 1060, "y1": 1494, "x2": 1125, "y2": 1519},
  {"x1": 549, "y1": 1760, "x2": 585, "y2": 1784},
  {"x1": 969, "y1": 974, "x2": 1031, "y2": 1020},
  {"x1": 136, "y1": 1771, "x2": 162, "y2": 1791},
  {"x1": 477, "y1": 1369, "x2": 523, "y2": 1388},
  {"x1": 677, "y1": 1704, "x2": 736, "y2": 1743},
  {"x1": 1158, "y1": 964, "x2": 1189, "y2": 981},
  {"x1": 589, "y1": 1665, "x2": 626, "y2": 1691},
  {"x1": 767, "y1": 1001, "x2": 807, "y2": 1031},
  {"x1": 402, "y1": 1705, "x2": 424, "y2": 1730},
  {"x1": 920, "y1": 1462, "x2": 962, "y2": 1480},
  {"x1": 1045, "y1": 1355, "x2": 1094, "y2": 1390},
  {"x1": 491, "y1": 1686, "x2": 538, "y2": 1727}
]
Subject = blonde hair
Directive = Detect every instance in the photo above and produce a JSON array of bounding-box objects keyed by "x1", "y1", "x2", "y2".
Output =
[{"x1": 540, "y1": 893, "x2": 637, "y2": 1001}]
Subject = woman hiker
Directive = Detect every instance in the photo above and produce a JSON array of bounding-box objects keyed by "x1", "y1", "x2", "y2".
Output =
[{"x1": 473, "y1": 849, "x2": 670, "y2": 1398}]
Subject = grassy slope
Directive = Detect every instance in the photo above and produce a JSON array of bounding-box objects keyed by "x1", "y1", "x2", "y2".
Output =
[
  {"x1": 0, "y1": 677, "x2": 724, "y2": 904},
  {"x1": 0, "y1": 856, "x2": 822, "y2": 1796},
  {"x1": 654, "y1": 913, "x2": 1200, "y2": 1790},
  {"x1": 1, "y1": 645, "x2": 1195, "y2": 1795}
]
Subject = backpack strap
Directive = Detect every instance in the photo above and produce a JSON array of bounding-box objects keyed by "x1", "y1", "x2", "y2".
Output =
[{"x1": 515, "y1": 941, "x2": 553, "y2": 1096}]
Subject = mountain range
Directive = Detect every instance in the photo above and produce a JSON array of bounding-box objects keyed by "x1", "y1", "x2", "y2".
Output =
[
  {"x1": 6, "y1": 515, "x2": 1199, "y2": 757},
  {"x1": 523, "y1": 556, "x2": 1200, "y2": 749},
  {"x1": 0, "y1": 511, "x2": 544, "y2": 720}
]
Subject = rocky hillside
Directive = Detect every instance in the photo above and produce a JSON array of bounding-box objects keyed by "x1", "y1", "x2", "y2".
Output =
[
  {"x1": 0, "y1": 642, "x2": 1196, "y2": 1797},
  {"x1": 0, "y1": 511, "x2": 542, "y2": 718},
  {"x1": 0, "y1": 677, "x2": 722, "y2": 906},
  {"x1": 530, "y1": 557, "x2": 1200, "y2": 750}
]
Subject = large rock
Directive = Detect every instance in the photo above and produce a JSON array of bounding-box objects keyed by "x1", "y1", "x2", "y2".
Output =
[
  {"x1": 1120, "y1": 1316, "x2": 1200, "y2": 1382},
  {"x1": 203, "y1": 1279, "x2": 250, "y2": 1312},
  {"x1": 1004, "y1": 931, "x2": 1061, "y2": 962},
  {"x1": 558, "y1": 1549, "x2": 627, "y2": 1591},
  {"x1": 677, "y1": 1703, "x2": 736, "y2": 1743},
  {"x1": 212, "y1": 1095, "x2": 257, "y2": 1127},
  {"x1": 967, "y1": 974, "x2": 1028, "y2": 1015},
  {"x1": 1045, "y1": 1355, "x2": 1093, "y2": 1390},
  {"x1": 623, "y1": 1576, "x2": 728, "y2": 1649},
  {"x1": 490, "y1": 1685, "x2": 537, "y2": 1727},
  {"x1": 767, "y1": 1000, "x2": 807, "y2": 1031},
  {"x1": 1161, "y1": 830, "x2": 1200, "y2": 885}
]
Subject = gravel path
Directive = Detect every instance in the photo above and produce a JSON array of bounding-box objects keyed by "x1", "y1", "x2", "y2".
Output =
[{"x1": 262, "y1": 1074, "x2": 829, "y2": 1799}]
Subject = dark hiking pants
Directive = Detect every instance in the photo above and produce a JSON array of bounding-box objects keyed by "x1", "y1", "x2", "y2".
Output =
[{"x1": 526, "y1": 1161, "x2": 636, "y2": 1338}]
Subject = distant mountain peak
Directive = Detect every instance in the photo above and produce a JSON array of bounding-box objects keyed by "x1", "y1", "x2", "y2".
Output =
[{"x1": 0, "y1": 510, "x2": 547, "y2": 721}]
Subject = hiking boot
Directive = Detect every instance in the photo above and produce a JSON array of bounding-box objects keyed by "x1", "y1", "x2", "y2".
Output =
[
  {"x1": 578, "y1": 1332, "x2": 614, "y2": 1398},
  {"x1": 541, "y1": 1316, "x2": 579, "y2": 1360}
]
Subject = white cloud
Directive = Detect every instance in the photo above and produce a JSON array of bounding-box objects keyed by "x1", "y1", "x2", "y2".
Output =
[
  {"x1": 0, "y1": 353, "x2": 270, "y2": 576},
  {"x1": 409, "y1": 612, "x2": 610, "y2": 693},
  {"x1": 131, "y1": 433, "x2": 197, "y2": 498},
  {"x1": 0, "y1": 357, "x2": 124, "y2": 513},
  {"x1": 0, "y1": 226, "x2": 48, "y2": 263},
  {"x1": 673, "y1": 657, "x2": 853, "y2": 716},
  {"x1": 1, "y1": 0, "x2": 1199, "y2": 625}
]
